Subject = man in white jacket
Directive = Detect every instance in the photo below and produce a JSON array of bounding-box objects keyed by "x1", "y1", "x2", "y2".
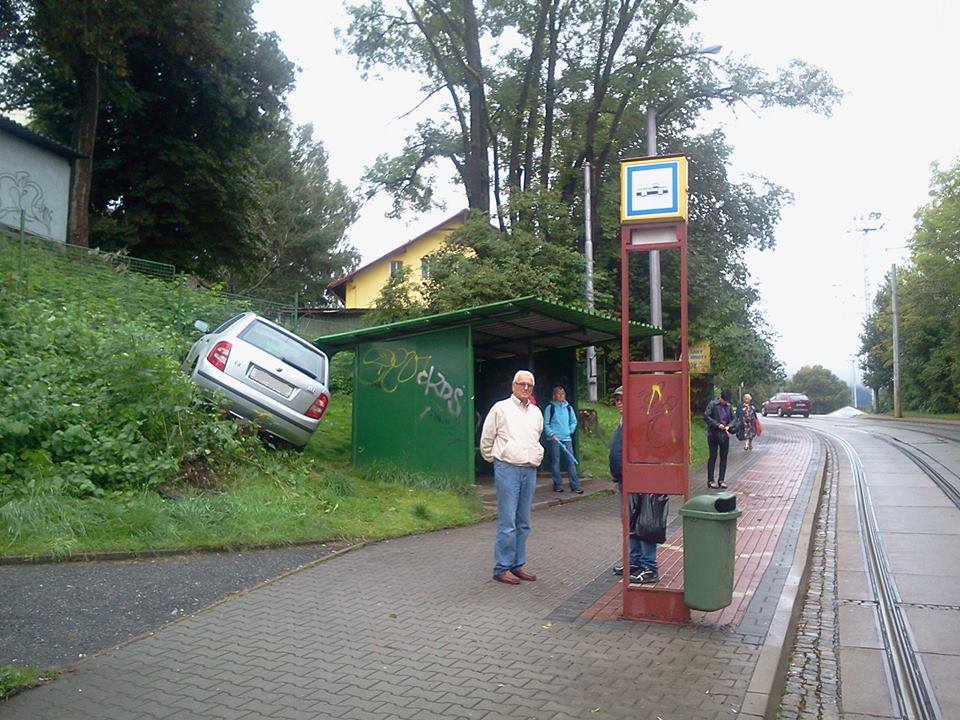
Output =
[{"x1": 480, "y1": 370, "x2": 544, "y2": 585}]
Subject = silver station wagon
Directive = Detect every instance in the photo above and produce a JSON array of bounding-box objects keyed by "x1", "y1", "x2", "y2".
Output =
[{"x1": 182, "y1": 312, "x2": 331, "y2": 448}]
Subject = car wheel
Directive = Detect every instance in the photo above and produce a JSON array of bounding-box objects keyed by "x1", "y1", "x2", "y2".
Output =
[
  {"x1": 761, "y1": 408, "x2": 767, "y2": 417},
  {"x1": 777, "y1": 408, "x2": 783, "y2": 417},
  {"x1": 803, "y1": 413, "x2": 809, "y2": 418}
]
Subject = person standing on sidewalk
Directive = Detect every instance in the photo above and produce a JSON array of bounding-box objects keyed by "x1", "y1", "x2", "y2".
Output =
[
  {"x1": 544, "y1": 385, "x2": 582, "y2": 494},
  {"x1": 704, "y1": 389, "x2": 733, "y2": 489},
  {"x1": 480, "y1": 370, "x2": 544, "y2": 586},
  {"x1": 609, "y1": 386, "x2": 659, "y2": 584},
  {"x1": 734, "y1": 393, "x2": 759, "y2": 452}
]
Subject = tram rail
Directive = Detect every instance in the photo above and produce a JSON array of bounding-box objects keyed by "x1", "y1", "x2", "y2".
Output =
[{"x1": 813, "y1": 428, "x2": 942, "y2": 720}]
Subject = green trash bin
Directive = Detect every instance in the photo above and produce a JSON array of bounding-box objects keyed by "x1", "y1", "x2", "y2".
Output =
[{"x1": 679, "y1": 492, "x2": 742, "y2": 611}]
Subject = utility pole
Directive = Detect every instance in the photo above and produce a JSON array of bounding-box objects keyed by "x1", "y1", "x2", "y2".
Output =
[
  {"x1": 646, "y1": 107, "x2": 663, "y2": 362},
  {"x1": 584, "y1": 163, "x2": 597, "y2": 401},
  {"x1": 891, "y1": 264, "x2": 902, "y2": 418},
  {"x1": 850, "y1": 211, "x2": 885, "y2": 411}
]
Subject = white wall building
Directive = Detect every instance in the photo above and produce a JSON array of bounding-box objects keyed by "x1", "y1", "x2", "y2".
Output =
[{"x1": 0, "y1": 116, "x2": 80, "y2": 242}]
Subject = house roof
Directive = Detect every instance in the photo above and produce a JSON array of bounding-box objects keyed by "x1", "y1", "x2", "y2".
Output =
[
  {"x1": 0, "y1": 115, "x2": 84, "y2": 159},
  {"x1": 326, "y1": 209, "x2": 470, "y2": 302},
  {"x1": 313, "y1": 295, "x2": 660, "y2": 360}
]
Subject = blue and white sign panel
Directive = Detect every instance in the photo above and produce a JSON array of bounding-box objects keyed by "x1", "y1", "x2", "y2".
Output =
[{"x1": 620, "y1": 155, "x2": 688, "y2": 224}]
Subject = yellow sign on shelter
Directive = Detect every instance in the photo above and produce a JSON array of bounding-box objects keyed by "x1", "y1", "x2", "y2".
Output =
[
  {"x1": 620, "y1": 155, "x2": 688, "y2": 224},
  {"x1": 689, "y1": 340, "x2": 711, "y2": 374}
]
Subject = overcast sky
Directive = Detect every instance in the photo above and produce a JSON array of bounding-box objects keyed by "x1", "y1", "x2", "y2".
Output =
[{"x1": 254, "y1": 1, "x2": 960, "y2": 384}]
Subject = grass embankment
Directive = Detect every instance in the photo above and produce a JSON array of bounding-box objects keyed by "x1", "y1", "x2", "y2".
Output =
[{"x1": 0, "y1": 233, "x2": 481, "y2": 558}]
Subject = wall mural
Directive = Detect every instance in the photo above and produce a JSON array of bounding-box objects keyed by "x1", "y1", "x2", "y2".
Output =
[{"x1": 0, "y1": 170, "x2": 54, "y2": 236}]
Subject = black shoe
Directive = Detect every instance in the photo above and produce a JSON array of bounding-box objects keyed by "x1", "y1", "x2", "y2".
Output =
[
  {"x1": 614, "y1": 562, "x2": 641, "y2": 576},
  {"x1": 553, "y1": 487, "x2": 564, "y2": 493},
  {"x1": 573, "y1": 488, "x2": 584, "y2": 494},
  {"x1": 629, "y1": 569, "x2": 660, "y2": 585}
]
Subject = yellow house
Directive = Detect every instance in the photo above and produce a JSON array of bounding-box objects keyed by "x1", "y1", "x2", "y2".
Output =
[{"x1": 327, "y1": 209, "x2": 468, "y2": 309}]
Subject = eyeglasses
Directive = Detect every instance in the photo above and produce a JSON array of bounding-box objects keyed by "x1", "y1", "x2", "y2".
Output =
[{"x1": 514, "y1": 382, "x2": 534, "y2": 389}]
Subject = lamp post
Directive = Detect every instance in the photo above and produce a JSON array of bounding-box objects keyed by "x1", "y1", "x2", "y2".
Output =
[{"x1": 646, "y1": 44, "x2": 721, "y2": 361}]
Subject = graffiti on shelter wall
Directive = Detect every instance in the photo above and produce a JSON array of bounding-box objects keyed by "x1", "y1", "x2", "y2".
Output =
[
  {"x1": 361, "y1": 347, "x2": 432, "y2": 393},
  {"x1": 361, "y1": 345, "x2": 465, "y2": 420},
  {"x1": 0, "y1": 171, "x2": 53, "y2": 236},
  {"x1": 416, "y1": 365, "x2": 463, "y2": 418}
]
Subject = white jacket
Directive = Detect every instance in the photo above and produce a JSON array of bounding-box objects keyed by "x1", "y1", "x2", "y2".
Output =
[{"x1": 480, "y1": 395, "x2": 544, "y2": 467}]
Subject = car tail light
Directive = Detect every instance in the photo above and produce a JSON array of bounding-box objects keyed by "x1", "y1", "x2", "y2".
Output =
[
  {"x1": 207, "y1": 341, "x2": 232, "y2": 371},
  {"x1": 306, "y1": 393, "x2": 329, "y2": 419}
]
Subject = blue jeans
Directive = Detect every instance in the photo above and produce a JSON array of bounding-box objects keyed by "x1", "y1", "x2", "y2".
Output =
[
  {"x1": 549, "y1": 439, "x2": 581, "y2": 491},
  {"x1": 617, "y1": 485, "x2": 658, "y2": 573},
  {"x1": 493, "y1": 460, "x2": 537, "y2": 576}
]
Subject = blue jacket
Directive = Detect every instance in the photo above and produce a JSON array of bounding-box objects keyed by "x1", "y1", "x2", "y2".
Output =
[
  {"x1": 543, "y1": 400, "x2": 577, "y2": 441},
  {"x1": 609, "y1": 423, "x2": 622, "y2": 482}
]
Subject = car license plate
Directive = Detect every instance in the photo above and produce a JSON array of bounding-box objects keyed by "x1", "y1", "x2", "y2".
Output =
[{"x1": 249, "y1": 367, "x2": 293, "y2": 397}]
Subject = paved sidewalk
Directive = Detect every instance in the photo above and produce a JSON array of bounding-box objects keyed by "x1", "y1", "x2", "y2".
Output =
[{"x1": 2, "y1": 424, "x2": 821, "y2": 720}]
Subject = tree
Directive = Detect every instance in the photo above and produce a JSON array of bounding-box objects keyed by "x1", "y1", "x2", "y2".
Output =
[
  {"x1": 1, "y1": 0, "x2": 337, "y2": 286},
  {"x1": 0, "y1": 0, "x2": 150, "y2": 246},
  {"x1": 344, "y1": 0, "x2": 841, "y2": 392},
  {"x1": 860, "y1": 159, "x2": 960, "y2": 413},
  {"x1": 225, "y1": 121, "x2": 360, "y2": 305},
  {"x1": 789, "y1": 365, "x2": 849, "y2": 414}
]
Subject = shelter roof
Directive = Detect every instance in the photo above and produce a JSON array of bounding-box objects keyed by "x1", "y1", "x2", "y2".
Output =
[
  {"x1": 314, "y1": 295, "x2": 659, "y2": 359},
  {"x1": 0, "y1": 115, "x2": 84, "y2": 159}
]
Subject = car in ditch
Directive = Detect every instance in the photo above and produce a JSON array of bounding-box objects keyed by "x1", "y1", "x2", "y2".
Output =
[
  {"x1": 761, "y1": 392, "x2": 812, "y2": 418},
  {"x1": 182, "y1": 312, "x2": 331, "y2": 448}
]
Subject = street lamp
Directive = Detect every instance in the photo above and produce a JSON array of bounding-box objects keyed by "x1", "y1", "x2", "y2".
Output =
[{"x1": 646, "y1": 43, "x2": 722, "y2": 361}]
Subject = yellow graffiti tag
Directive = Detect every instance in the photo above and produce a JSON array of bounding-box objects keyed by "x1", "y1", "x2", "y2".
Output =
[{"x1": 647, "y1": 383, "x2": 666, "y2": 415}]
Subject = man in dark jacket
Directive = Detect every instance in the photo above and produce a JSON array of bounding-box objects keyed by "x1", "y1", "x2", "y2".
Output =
[
  {"x1": 703, "y1": 389, "x2": 733, "y2": 488},
  {"x1": 609, "y1": 386, "x2": 658, "y2": 584}
]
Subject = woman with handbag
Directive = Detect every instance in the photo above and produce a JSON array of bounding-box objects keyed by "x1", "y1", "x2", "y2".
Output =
[{"x1": 734, "y1": 393, "x2": 760, "y2": 452}]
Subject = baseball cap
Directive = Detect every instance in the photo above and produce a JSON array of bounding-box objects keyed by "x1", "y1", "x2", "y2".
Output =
[{"x1": 612, "y1": 385, "x2": 623, "y2": 397}]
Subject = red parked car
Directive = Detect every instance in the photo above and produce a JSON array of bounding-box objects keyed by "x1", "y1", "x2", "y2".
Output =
[{"x1": 761, "y1": 393, "x2": 812, "y2": 418}]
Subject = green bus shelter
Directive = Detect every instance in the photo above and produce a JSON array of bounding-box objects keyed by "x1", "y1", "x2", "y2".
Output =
[{"x1": 314, "y1": 296, "x2": 658, "y2": 482}]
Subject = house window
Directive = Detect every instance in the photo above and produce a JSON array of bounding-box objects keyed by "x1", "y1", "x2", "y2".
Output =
[
  {"x1": 421, "y1": 258, "x2": 431, "y2": 280},
  {"x1": 390, "y1": 260, "x2": 403, "y2": 278}
]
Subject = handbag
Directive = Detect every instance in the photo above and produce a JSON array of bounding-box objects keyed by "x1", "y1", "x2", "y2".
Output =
[
  {"x1": 628, "y1": 493, "x2": 669, "y2": 544},
  {"x1": 754, "y1": 416, "x2": 763, "y2": 437}
]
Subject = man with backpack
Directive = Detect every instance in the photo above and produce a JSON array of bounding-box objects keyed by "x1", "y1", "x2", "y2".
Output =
[{"x1": 544, "y1": 385, "x2": 582, "y2": 494}]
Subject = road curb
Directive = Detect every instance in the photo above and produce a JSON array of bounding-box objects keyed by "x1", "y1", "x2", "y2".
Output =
[{"x1": 739, "y1": 430, "x2": 828, "y2": 719}]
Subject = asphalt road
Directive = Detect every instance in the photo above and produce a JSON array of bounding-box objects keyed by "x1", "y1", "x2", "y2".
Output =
[{"x1": 0, "y1": 544, "x2": 340, "y2": 669}]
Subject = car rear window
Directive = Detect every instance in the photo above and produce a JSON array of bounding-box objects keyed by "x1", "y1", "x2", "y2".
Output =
[
  {"x1": 789, "y1": 394, "x2": 809, "y2": 400},
  {"x1": 213, "y1": 314, "x2": 245, "y2": 334},
  {"x1": 238, "y1": 320, "x2": 327, "y2": 381}
]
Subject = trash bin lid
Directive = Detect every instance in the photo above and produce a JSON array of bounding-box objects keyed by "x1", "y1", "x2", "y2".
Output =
[{"x1": 679, "y1": 492, "x2": 743, "y2": 520}]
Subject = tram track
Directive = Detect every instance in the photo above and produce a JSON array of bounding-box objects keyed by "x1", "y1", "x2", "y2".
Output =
[
  {"x1": 813, "y1": 427, "x2": 942, "y2": 720},
  {"x1": 868, "y1": 433, "x2": 960, "y2": 511}
]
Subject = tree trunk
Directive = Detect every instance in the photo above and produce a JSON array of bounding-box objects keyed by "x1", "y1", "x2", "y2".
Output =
[
  {"x1": 68, "y1": 58, "x2": 99, "y2": 248},
  {"x1": 508, "y1": 0, "x2": 550, "y2": 201},
  {"x1": 461, "y1": 0, "x2": 490, "y2": 215},
  {"x1": 539, "y1": 0, "x2": 563, "y2": 189}
]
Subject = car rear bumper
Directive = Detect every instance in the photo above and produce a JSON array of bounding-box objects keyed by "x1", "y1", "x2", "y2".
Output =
[{"x1": 194, "y1": 366, "x2": 319, "y2": 447}]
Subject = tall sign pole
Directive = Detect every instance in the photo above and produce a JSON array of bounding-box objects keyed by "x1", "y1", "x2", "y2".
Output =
[
  {"x1": 619, "y1": 154, "x2": 690, "y2": 623},
  {"x1": 891, "y1": 264, "x2": 902, "y2": 418},
  {"x1": 584, "y1": 163, "x2": 598, "y2": 401}
]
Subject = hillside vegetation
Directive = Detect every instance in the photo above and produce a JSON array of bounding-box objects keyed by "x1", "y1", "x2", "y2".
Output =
[{"x1": 0, "y1": 234, "x2": 480, "y2": 557}]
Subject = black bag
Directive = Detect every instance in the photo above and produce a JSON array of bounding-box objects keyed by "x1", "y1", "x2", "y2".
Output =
[{"x1": 629, "y1": 493, "x2": 669, "y2": 544}]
